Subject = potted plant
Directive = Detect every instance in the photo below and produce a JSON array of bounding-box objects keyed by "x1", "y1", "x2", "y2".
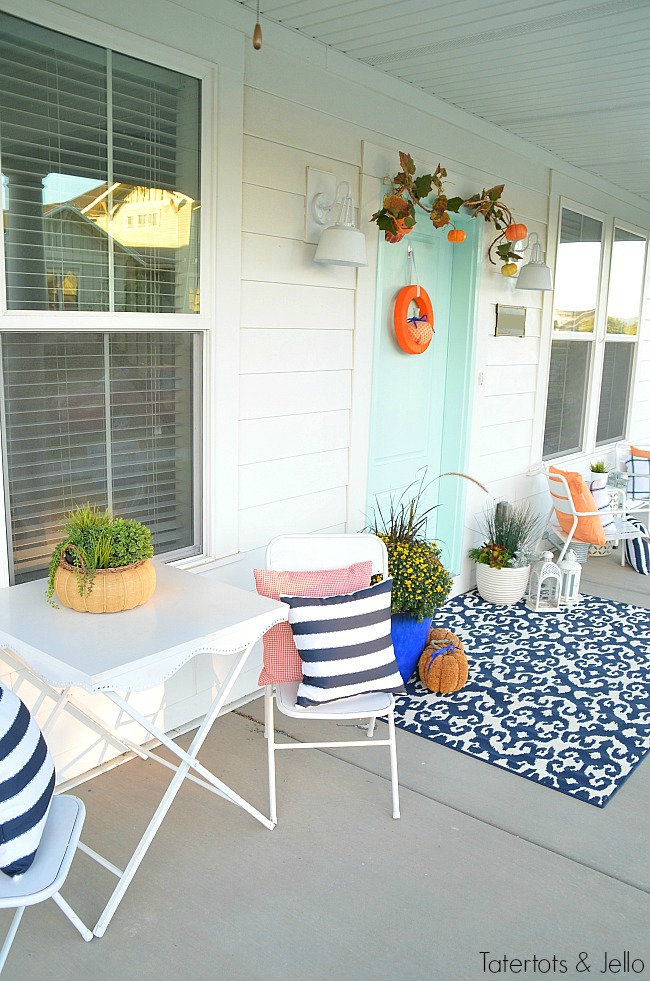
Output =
[
  {"x1": 47, "y1": 505, "x2": 156, "y2": 613},
  {"x1": 469, "y1": 500, "x2": 539, "y2": 605},
  {"x1": 366, "y1": 475, "x2": 456, "y2": 682}
]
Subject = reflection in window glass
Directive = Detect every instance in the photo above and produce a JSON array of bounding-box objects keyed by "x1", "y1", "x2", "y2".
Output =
[
  {"x1": 543, "y1": 340, "x2": 591, "y2": 458},
  {"x1": 0, "y1": 12, "x2": 201, "y2": 313},
  {"x1": 552, "y1": 209, "x2": 603, "y2": 333},
  {"x1": 596, "y1": 342, "x2": 634, "y2": 444},
  {"x1": 606, "y1": 228, "x2": 646, "y2": 336}
]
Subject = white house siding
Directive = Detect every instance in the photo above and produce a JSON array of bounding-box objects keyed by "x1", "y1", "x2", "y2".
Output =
[{"x1": 2, "y1": 0, "x2": 650, "y2": 784}]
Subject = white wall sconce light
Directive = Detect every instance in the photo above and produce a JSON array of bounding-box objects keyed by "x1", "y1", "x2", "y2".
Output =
[
  {"x1": 514, "y1": 232, "x2": 554, "y2": 291},
  {"x1": 306, "y1": 169, "x2": 367, "y2": 268}
]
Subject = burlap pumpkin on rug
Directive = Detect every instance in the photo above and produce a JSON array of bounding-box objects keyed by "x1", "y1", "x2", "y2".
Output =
[{"x1": 418, "y1": 627, "x2": 468, "y2": 694}]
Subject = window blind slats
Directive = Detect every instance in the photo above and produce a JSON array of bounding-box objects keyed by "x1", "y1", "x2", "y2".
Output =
[
  {"x1": 596, "y1": 342, "x2": 634, "y2": 445},
  {"x1": 1, "y1": 331, "x2": 200, "y2": 583}
]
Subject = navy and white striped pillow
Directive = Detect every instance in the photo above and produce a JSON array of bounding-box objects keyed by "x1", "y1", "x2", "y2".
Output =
[
  {"x1": 0, "y1": 683, "x2": 55, "y2": 878},
  {"x1": 281, "y1": 578, "x2": 405, "y2": 708},
  {"x1": 624, "y1": 517, "x2": 650, "y2": 574}
]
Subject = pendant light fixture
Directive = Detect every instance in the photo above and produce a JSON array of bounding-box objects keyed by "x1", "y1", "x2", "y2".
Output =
[{"x1": 253, "y1": 0, "x2": 262, "y2": 49}]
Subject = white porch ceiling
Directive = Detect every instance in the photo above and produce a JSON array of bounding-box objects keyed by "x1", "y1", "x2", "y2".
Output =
[{"x1": 236, "y1": 0, "x2": 650, "y2": 204}]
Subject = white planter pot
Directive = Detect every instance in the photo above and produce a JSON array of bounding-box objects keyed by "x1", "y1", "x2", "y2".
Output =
[{"x1": 475, "y1": 564, "x2": 531, "y2": 606}]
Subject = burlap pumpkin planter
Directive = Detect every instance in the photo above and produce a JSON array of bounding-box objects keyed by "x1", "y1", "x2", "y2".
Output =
[{"x1": 418, "y1": 627, "x2": 468, "y2": 694}]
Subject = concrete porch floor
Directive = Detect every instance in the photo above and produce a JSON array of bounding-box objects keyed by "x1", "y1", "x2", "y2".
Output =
[{"x1": 2, "y1": 550, "x2": 649, "y2": 981}]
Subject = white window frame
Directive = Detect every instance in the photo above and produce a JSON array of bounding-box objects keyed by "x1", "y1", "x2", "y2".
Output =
[
  {"x1": 0, "y1": 0, "x2": 246, "y2": 587},
  {"x1": 539, "y1": 193, "x2": 649, "y2": 467}
]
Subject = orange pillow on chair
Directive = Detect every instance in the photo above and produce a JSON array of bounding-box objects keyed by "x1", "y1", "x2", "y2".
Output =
[
  {"x1": 630, "y1": 445, "x2": 650, "y2": 459},
  {"x1": 549, "y1": 465, "x2": 606, "y2": 546}
]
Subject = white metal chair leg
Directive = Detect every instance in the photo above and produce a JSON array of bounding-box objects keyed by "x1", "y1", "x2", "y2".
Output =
[
  {"x1": 265, "y1": 686, "x2": 278, "y2": 825},
  {"x1": 0, "y1": 907, "x2": 25, "y2": 975},
  {"x1": 51, "y1": 893, "x2": 93, "y2": 942},
  {"x1": 367, "y1": 717, "x2": 377, "y2": 738},
  {"x1": 387, "y1": 709, "x2": 400, "y2": 820}
]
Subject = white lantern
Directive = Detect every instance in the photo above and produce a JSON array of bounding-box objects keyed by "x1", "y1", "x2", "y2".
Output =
[
  {"x1": 558, "y1": 549, "x2": 582, "y2": 606},
  {"x1": 526, "y1": 551, "x2": 562, "y2": 612}
]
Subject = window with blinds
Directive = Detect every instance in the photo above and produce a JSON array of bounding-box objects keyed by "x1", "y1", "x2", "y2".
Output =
[
  {"x1": 543, "y1": 207, "x2": 603, "y2": 459},
  {"x1": 543, "y1": 208, "x2": 647, "y2": 461},
  {"x1": 0, "y1": 12, "x2": 201, "y2": 313},
  {"x1": 0, "y1": 332, "x2": 202, "y2": 584}
]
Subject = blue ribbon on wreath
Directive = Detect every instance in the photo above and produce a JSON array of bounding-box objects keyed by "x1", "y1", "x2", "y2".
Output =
[{"x1": 407, "y1": 313, "x2": 429, "y2": 328}]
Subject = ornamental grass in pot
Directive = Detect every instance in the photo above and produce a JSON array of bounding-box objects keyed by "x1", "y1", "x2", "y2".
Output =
[
  {"x1": 469, "y1": 500, "x2": 539, "y2": 605},
  {"x1": 47, "y1": 505, "x2": 155, "y2": 613},
  {"x1": 366, "y1": 474, "x2": 458, "y2": 682}
]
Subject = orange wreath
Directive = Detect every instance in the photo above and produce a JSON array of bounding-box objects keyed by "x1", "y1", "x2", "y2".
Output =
[{"x1": 393, "y1": 285, "x2": 434, "y2": 354}]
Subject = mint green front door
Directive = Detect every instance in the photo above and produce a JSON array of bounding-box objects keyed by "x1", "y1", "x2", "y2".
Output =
[{"x1": 366, "y1": 214, "x2": 481, "y2": 574}]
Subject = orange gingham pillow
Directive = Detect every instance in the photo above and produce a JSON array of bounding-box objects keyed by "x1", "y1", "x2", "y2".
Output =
[{"x1": 255, "y1": 562, "x2": 373, "y2": 685}]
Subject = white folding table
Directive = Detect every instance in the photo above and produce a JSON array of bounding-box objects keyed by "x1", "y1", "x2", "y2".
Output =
[{"x1": 0, "y1": 561, "x2": 287, "y2": 938}]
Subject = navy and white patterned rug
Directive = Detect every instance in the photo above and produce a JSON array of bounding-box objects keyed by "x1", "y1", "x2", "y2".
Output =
[{"x1": 393, "y1": 591, "x2": 650, "y2": 807}]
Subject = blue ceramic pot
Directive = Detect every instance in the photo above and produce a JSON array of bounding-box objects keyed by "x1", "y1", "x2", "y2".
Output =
[{"x1": 391, "y1": 613, "x2": 432, "y2": 683}]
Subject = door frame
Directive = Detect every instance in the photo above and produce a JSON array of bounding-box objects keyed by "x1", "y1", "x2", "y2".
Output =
[{"x1": 348, "y1": 143, "x2": 482, "y2": 575}]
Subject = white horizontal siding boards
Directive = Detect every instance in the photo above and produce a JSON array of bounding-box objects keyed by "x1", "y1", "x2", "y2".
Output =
[
  {"x1": 239, "y1": 370, "x2": 352, "y2": 419},
  {"x1": 241, "y1": 282, "x2": 354, "y2": 330},
  {"x1": 481, "y1": 364, "x2": 538, "y2": 398},
  {"x1": 240, "y1": 328, "x2": 353, "y2": 374},
  {"x1": 243, "y1": 135, "x2": 359, "y2": 196},
  {"x1": 480, "y1": 392, "x2": 536, "y2": 427},
  {"x1": 238, "y1": 487, "x2": 348, "y2": 551},
  {"x1": 240, "y1": 410, "x2": 350, "y2": 464},
  {"x1": 241, "y1": 232, "x2": 356, "y2": 288},
  {"x1": 239, "y1": 448, "x2": 349, "y2": 509}
]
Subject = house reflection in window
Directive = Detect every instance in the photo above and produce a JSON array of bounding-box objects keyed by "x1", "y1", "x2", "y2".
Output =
[{"x1": 47, "y1": 272, "x2": 79, "y2": 311}]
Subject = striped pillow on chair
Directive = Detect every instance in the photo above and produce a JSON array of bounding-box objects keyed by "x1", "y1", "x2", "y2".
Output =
[
  {"x1": 624, "y1": 517, "x2": 650, "y2": 574},
  {"x1": 0, "y1": 683, "x2": 55, "y2": 878},
  {"x1": 281, "y1": 578, "x2": 405, "y2": 708}
]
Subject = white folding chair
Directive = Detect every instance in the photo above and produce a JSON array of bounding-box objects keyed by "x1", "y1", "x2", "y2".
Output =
[
  {"x1": 545, "y1": 467, "x2": 647, "y2": 566},
  {"x1": 615, "y1": 440, "x2": 650, "y2": 527},
  {"x1": 0, "y1": 795, "x2": 92, "y2": 975},
  {"x1": 264, "y1": 534, "x2": 400, "y2": 823}
]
